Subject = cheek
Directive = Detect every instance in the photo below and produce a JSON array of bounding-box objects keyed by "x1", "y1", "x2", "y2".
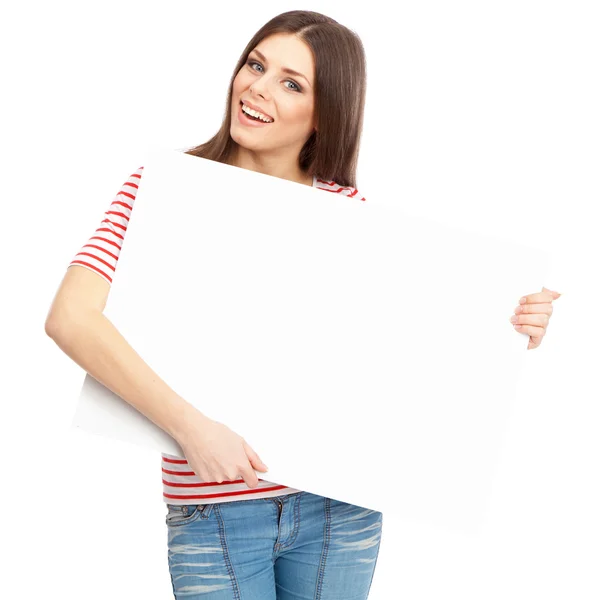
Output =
[
  {"x1": 280, "y1": 101, "x2": 313, "y2": 126},
  {"x1": 231, "y1": 77, "x2": 244, "y2": 105},
  {"x1": 233, "y1": 70, "x2": 252, "y2": 95}
]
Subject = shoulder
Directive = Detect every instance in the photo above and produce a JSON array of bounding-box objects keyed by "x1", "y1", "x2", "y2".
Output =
[
  {"x1": 122, "y1": 165, "x2": 145, "y2": 194},
  {"x1": 314, "y1": 177, "x2": 366, "y2": 202},
  {"x1": 111, "y1": 166, "x2": 145, "y2": 208}
]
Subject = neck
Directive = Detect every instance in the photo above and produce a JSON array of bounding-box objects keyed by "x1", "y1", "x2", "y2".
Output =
[{"x1": 228, "y1": 145, "x2": 313, "y2": 187}]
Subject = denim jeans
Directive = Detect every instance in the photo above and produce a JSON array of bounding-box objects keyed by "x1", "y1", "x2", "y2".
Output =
[{"x1": 166, "y1": 490, "x2": 383, "y2": 599}]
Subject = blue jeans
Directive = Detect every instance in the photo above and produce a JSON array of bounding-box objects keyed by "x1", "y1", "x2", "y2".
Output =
[{"x1": 166, "y1": 490, "x2": 383, "y2": 599}]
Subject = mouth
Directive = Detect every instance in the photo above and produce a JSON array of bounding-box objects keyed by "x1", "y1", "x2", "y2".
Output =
[{"x1": 238, "y1": 100, "x2": 274, "y2": 124}]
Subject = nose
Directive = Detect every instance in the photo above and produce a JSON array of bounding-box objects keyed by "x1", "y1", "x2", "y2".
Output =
[{"x1": 249, "y1": 76, "x2": 271, "y2": 101}]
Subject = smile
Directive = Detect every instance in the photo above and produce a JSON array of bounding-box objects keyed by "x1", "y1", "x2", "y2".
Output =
[{"x1": 239, "y1": 100, "x2": 274, "y2": 123}]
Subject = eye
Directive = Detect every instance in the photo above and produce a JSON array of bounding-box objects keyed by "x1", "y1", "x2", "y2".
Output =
[
  {"x1": 285, "y1": 80, "x2": 302, "y2": 92},
  {"x1": 246, "y1": 59, "x2": 302, "y2": 93},
  {"x1": 247, "y1": 60, "x2": 263, "y2": 73}
]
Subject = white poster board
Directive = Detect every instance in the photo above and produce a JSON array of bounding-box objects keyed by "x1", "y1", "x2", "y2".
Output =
[{"x1": 73, "y1": 148, "x2": 550, "y2": 531}]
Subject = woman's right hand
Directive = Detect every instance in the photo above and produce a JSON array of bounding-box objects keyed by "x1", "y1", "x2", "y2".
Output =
[{"x1": 175, "y1": 405, "x2": 269, "y2": 488}]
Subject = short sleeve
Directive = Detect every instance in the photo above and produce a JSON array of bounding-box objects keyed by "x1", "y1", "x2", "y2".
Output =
[{"x1": 68, "y1": 166, "x2": 144, "y2": 284}]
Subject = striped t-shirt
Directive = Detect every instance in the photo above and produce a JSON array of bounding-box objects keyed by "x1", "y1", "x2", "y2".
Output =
[{"x1": 69, "y1": 160, "x2": 366, "y2": 505}]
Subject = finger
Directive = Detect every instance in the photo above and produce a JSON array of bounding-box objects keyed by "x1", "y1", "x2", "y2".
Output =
[
  {"x1": 520, "y1": 291, "x2": 555, "y2": 305},
  {"x1": 514, "y1": 303, "x2": 553, "y2": 315},
  {"x1": 240, "y1": 462, "x2": 259, "y2": 488},
  {"x1": 243, "y1": 440, "x2": 269, "y2": 471},
  {"x1": 510, "y1": 313, "x2": 550, "y2": 328},
  {"x1": 542, "y1": 286, "x2": 561, "y2": 299}
]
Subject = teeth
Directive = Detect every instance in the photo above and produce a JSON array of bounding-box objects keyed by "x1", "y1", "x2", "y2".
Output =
[{"x1": 242, "y1": 103, "x2": 273, "y2": 123}]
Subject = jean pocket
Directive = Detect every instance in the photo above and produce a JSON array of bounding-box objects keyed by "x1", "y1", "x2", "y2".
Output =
[{"x1": 165, "y1": 504, "x2": 206, "y2": 527}]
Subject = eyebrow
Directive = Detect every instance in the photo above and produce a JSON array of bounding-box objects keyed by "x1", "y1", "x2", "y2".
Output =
[{"x1": 251, "y1": 49, "x2": 311, "y2": 87}]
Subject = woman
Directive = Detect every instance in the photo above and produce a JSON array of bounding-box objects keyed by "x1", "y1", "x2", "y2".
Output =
[{"x1": 45, "y1": 10, "x2": 560, "y2": 600}]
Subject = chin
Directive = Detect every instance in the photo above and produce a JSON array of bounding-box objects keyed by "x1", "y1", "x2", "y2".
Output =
[
  {"x1": 230, "y1": 127, "x2": 266, "y2": 152},
  {"x1": 230, "y1": 128, "x2": 251, "y2": 148}
]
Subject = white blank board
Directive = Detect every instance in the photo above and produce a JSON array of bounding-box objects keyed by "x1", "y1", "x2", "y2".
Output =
[{"x1": 73, "y1": 148, "x2": 549, "y2": 532}]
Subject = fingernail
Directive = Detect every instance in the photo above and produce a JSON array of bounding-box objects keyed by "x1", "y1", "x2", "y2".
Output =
[{"x1": 520, "y1": 297, "x2": 527, "y2": 304}]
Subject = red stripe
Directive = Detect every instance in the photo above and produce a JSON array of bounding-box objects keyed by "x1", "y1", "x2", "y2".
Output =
[
  {"x1": 163, "y1": 484, "x2": 290, "y2": 501},
  {"x1": 81, "y1": 243, "x2": 119, "y2": 262},
  {"x1": 112, "y1": 200, "x2": 133, "y2": 211},
  {"x1": 315, "y1": 179, "x2": 361, "y2": 196},
  {"x1": 89, "y1": 234, "x2": 122, "y2": 249},
  {"x1": 118, "y1": 191, "x2": 136, "y2": 201},
  {"x1": 162, "y1": 456, "x2": 189, "y2": 464},
  {"x1": 319, "y1": 187, "x2": 352, "y2": 194},
  {"x1": 316, "y1": 181, "x2": 367, "y2": 200},
  {"x1": 101, "y1": 218, "x2": 127, "y2": 232},
  {"x1": 70, "y1": 260, "x2": 112, "y2": 283},
  {"x1": 106, "y1": 210, "x2": 130, "y2": 221},
  {"x1": 162, "y1": 467, "x2": 203, "y2": 477},
  {"x1": 74, "y1": 251, "x2": 116, "y2": 272},
  {"x1": 123, "y1": 181, "x2": 139, "y2": 190},
  {"x1": 162, "y1": 476, "x2": 267, "y2": 488},
  {"x1": 97, "y1": 224, "x2": 125, "y2": 240}
]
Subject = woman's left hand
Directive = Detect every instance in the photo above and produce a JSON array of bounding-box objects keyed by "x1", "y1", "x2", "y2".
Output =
[{"x1": 510, "y1": 286, "x2": 561, "y2": 350}]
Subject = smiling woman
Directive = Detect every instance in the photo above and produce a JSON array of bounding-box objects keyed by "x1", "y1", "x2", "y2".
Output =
[
  {"x1": 183, "y1": 10, "x2": 367, "y2": 191},
  {"x1": 228, "y1": 32, "x2": 318, "y2": 175},
  {"x1": 46, "y1": 8, "x2": 378, "y2": 600}
]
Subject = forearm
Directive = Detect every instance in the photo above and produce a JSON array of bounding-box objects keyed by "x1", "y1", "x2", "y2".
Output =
[{"x1": 46, "y1": 309, "x2": 204, "y2": 444}]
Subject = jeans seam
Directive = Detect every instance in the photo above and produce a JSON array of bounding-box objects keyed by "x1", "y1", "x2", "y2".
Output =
[
  {"x1": 214, "y1": 503, "x2": 242, "y2": 600},
  {"x1": 276, "y1": 494, "x2": 302, "y2": 550},
  {"x1": 169, "y1": 571, "x2": 177, "y2": 599},
  {"x1": 314, "y1": 496, "x2": 331, "y2": 600}
]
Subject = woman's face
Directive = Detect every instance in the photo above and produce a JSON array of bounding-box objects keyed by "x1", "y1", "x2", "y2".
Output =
[{"x1": 230, "y1": 32, "x2": 316, "y2": 156}]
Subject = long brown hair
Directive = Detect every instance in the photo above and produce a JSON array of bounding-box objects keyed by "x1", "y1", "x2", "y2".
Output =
[{"x1": 182, "y1": 10, "x2": 367, "y2": 188}]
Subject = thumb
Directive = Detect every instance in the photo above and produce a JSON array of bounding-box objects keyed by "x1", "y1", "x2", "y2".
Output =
[
  {"x1": 243, "y1": 440, "x2": 269, "y2": 472},
  {"x1": 542, "y1": 286, "x2": 561, "y2": 299}
]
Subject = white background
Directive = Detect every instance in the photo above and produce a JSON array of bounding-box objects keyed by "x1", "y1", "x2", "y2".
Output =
[{"x1": 2, "y1": 1, "x2": 598, "y2": 598}]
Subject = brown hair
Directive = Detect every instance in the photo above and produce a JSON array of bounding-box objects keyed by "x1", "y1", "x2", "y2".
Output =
[{"x1": 182, "y1": 10, "x2": 367, "y2": 188}]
